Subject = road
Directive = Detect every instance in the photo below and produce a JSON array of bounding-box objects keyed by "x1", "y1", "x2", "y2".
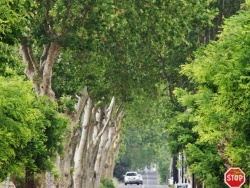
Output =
[{"x1": 116, "y1": 170, "x2": 168, "y2": 188}]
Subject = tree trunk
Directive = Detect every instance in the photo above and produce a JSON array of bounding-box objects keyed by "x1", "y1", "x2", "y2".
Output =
[
  {"x1": 25, "y1": 169, "x2": 34, "y2": 188},
  {"x1": 94, "y1": 123, "x2": 115, "y2": 187},
  {"x1": 20, "y1": 42, "x2": 124, "y2": 188},
  {"x1": 103, "y1": 109, "x2": 124, "y2": 179},
  {"x1": 20, "y1": 41, "x2": 61, "y2": 99},
  {"x1": 73, "y1": 97, "x2": 92, "y2": 188}
]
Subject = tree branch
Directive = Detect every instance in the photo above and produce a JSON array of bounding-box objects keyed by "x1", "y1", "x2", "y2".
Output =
[
  {"x1": 96, "y1": 97, "x2": 115, "y2": 142},
  {"x1": 41, "y1": 41, "x2": 61, "y2": 98}
]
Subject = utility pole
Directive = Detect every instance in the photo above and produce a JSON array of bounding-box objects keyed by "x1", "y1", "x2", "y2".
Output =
[
  {"x1": 46, "y1": 172, "x2": 51, "y2": 188},
  {"x1": 5, "y1": 177, "x2": 10, "y2": 188},
  {"x1": 181, "y1": 152, "x2": 184, "y2": 183}
]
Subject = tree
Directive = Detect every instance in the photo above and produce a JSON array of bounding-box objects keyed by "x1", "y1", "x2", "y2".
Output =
[
  {"x1": 174, "y1": 1, "x2": 250, "y2": 186},
  {"x1": 16, "y1": 0, "x2": 219, "y2": 187},
  {"x1": 0, "y1": 76, "x2": 34, "y2": 180},
  {"x1": 0, "y1": 0, "x2": 29, "y2": 76},
  {"x1": 8, "y1": 0, "x2": 244, "y2": 187},
  {"x1": 114, "y1": 91, "x2": 174, "y2": 182},
  {"x1": 17, "y1": 1, "x2": 127, "y2": 187},
  {"x1": 0, "y1": 76, "x2": 68, "y2": 186}
]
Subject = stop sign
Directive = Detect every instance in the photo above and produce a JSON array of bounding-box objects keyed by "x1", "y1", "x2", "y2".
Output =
[{"x1": 224, "y1": 167, "x2": 245, "y2": 188}]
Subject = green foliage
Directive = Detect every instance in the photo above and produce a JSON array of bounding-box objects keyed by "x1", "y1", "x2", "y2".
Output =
[
  {"x1": 121, "y1": 94, "x2": 170, "y2": 168},
  {"x1": 115, "y1": 91, "x2": 173, "y2": 181},
  {"x1": 0, "y1": 0, "x2": 28, "y2": 76},
  {"x1": 1, "y1": 0, "x2": 246, "y2": 186},
  {"x1": 0, "y1": 76, "x2": 34, "y2": 179},
  {"x1": 25, "y1": 96, "x2": 69, "y2": 172},
  {"x1": 174, "y1": 3, "x2": 250, "y2": 187},
  {"x1": 0, "y1": 42, "x2": 24, "y2": 77},
  {"x1": 99, "y1": 178, "x2": 115, "y2": 188},
  {"x1": 157, "y1": 145, "x2": 171, "y2": 184},
  {"x1": 58, "y1": 95, "x2": 76, "y2": 113},
  {"x1": 48, "y1": 0, "x2": 221, "y2": 103},
  {"x1": 0, "y1": 0, "x2": 29, "y2": 44},
  {"x1": 113, "y1": 160, "x2": 129, "y2": 181},
  {"x1": 186, "y1": 143, "x2": 226, "y2": 188},
  {"x1": 0, "y1": 76, "x2": 68, "y2": 181}
]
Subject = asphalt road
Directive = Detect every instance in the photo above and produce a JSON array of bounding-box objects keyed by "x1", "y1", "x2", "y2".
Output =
[{"x1": 116, "y1": 170, "x2": 168, "y2": 188}]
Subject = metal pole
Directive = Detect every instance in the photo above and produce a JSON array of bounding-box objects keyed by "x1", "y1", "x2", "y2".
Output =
[
  {"x1": 46, "y1": 172, "x2": 51, "y2": 188},
  {"x1": 182, "y1": 153, "x2": 184, "y2": 183},
  {"x1": 5, "y1": 177, "x2": 10, "y2": 188}
]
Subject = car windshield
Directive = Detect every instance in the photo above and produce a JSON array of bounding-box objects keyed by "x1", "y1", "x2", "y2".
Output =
[{"x1": 126, "y1": 173, "x2": 137, "y2": 176}]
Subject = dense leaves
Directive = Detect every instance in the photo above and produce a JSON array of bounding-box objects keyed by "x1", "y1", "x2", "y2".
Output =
[
  {"x1": 50, "y1": 0, "x2": 220, "y2": 103},
  {"x1": 0, "y1": 76, "x2": 68, "y2": 181},
  {"x1": 0, "y1": 0, "x2": 248, "y2": 187},
  {"x1": 173, "y1": 3, "x2": 250, "y2": 187},
  {"x1": 0, "y1": 1, "x2": 68, "y2": 183},
  {"x1": 0, "y1": 0, "x2": 28, "y2": 43},
  {"x1": 0, "y1": 77, "x2": 33, "y2": 179},
  {"x1": 0, "y1": 0, "x2": 27, "y2": 76}
]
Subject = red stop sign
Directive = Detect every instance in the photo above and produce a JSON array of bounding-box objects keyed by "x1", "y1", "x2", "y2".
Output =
[{"x1": 224, "y1": 168, "x2": 245, "y2": 188}]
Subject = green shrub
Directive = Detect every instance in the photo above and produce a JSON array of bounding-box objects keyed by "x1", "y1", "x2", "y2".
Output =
[
  {"x1": 98, "y1": 183, "x2": 105, "y2": 188},
  {"x1": 99, "y1": 178, "x2": 115, "y2": 188}
]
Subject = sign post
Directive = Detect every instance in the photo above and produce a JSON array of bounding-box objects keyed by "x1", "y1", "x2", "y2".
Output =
[{"x1": 224, "y1": 167, "x2": 245, "y2": 188}]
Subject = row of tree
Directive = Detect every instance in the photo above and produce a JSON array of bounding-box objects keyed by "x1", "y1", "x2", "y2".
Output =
[
  {"x1": 172, "y1": 2, "x2": 250, "y2": 187},
  {"x1": 114, "y1": 0, "x2": 248, "y2": 186},
  {"x1": 0, "y1": 0, "x2": 248, "y2": 187}
]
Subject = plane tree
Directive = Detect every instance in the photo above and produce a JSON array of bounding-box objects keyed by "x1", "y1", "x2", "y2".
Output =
[
  {"x1": 0, "y1": 1, "x2": 68, "y2": 186},
  {"x1": 3, "y1": 0, "x2": 244, "y2": 187},
  {"x1": 15, "y1": 0, "x2": 220, "y2": 186},
  {"x1": 16, "y1": 0, "x2": 157, "y2": 187}
]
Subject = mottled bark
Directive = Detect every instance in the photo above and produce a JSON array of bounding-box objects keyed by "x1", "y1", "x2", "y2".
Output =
[
  {"x1": 73, "y1": 97, "x2": 92, "y2": 188},
  {"x1": 102, "y1": 110, "x2": 124, "y2": 179},
  {"x1": 20, "y1": 41, "x2": 124, "y2": 188},
  {"x1": 71, "y1": 96, "x2": 119, "y2": 188},
  {"x1": 20, "y1": 41, "x2": 60, "y2": 99},
  {"x1": 94, "y1": 123, "x2": 115, "y2": 187},
  {"x1": 58, "y1": 87, "x2": 89, "y2": 188}
]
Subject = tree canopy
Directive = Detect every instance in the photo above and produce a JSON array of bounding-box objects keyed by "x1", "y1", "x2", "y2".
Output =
[
  {"x1": 172, "y1": 2, "x2": 250, "y2": 186},
  {"x1": 0, "y1": 0, "x2": 249, "y2": 187}
]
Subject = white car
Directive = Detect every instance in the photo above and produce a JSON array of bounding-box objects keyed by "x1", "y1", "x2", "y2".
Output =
[
  {"x1": 124, "y1": 171, "x2": 143, "y2": 185},
  {"x1": 168, "y1": 177, "x2": 173, "y2": 185},
  {"x1": 138, "y1": 174, "x2": 143, "y2": 184}
]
